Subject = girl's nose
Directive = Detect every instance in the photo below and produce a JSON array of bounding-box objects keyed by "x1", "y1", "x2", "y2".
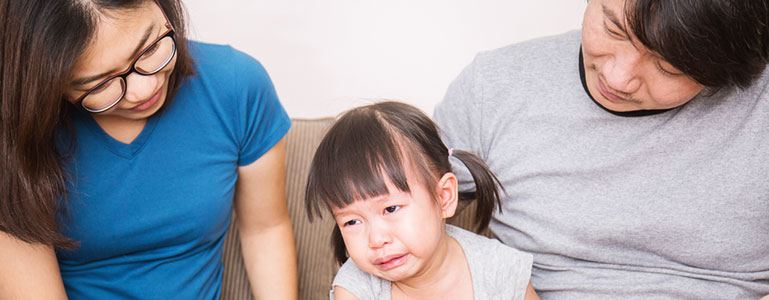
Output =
[{"x1": 368, "y1": 222, "x2": 392, "y2": 249}]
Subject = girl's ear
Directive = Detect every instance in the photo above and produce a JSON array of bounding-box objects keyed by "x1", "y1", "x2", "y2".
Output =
[{"x1": 437, "y1": 172, "x2": 458, "y2": 219}]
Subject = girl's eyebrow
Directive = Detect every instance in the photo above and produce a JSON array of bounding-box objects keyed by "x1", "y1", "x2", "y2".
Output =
[
  {"x1": 332, "y1": 207, "x2": 355, "y2": 218},
  {"x1": 71, "y1": 23, "x2": 157, "y2": 87}
]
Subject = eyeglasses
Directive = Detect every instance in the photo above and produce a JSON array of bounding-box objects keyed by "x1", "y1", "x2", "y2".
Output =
[{"x1": 73, "y1": 2, "x2": 176, "y2": 113}]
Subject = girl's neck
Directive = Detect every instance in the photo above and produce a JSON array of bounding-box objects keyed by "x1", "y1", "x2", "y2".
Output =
[{"x1": 391, "y1": 233, "x2": 473, "y2": 300}]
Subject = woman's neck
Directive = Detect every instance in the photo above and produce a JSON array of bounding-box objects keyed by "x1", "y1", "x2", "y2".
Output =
[
  {"x1": 92, "y1": 114, "x2": 147, "y2": 144},
  {"x1": 391, "y1": 234, "x2": 473, "y2": 300}
]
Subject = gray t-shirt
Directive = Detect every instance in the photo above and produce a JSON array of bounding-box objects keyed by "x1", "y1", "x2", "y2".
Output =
[
  {"x1": 434, "y1": 30, "x2": 769, "y2": 299},
  {"x1": 330, "y1": 224, "x2": 533, "y2": 300}
]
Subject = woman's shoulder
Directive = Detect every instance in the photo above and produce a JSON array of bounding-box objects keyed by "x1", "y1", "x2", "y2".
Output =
[
  {"x1": 188, "y1": 41, "x2": 254, "y2": 64},
  {"x1": 187, "y1": 40, "x2": 270, "y2": 85}
]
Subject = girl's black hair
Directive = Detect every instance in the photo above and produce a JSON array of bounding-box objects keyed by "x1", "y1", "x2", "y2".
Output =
[{"x1": 304, "y1": 101, "x2": 504, "y2": 265}]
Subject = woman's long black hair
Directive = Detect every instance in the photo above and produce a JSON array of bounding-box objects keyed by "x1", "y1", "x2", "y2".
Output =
[{"x1": 0, "y1": 0, "x2": 194, "y2": 248}]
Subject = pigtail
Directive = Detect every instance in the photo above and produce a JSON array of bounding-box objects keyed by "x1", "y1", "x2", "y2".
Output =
[
  {"x1": 332, "y1": 225, "x2": 347, "y2": 265},
  {"x1": 450, "y1": 149, "x2": 504, "y2": 233}
]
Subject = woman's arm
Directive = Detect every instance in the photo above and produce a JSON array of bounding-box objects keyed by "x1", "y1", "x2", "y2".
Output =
[
  {"x1": 234, "y1": 138, "x2": 298, "y2": 299},
  {"x1": 0, "y1": 232, "x2": 68, "y2": 299}
]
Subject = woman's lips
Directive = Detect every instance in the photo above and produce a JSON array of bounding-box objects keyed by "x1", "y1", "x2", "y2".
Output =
[
  {"x1": 373, "y1": 254, "x2": 408, "y2": 271},
  {"x1": 131, "y1": 88, "x2": 162, "y2": 111}
]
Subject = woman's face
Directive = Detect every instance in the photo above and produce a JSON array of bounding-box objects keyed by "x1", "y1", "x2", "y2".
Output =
[
  {"x1": 581, "y1": 0, "x2": 704, "y2": 111},
  {"x1": 66, "y1": 0, "x2": 177, "y2": 120}
]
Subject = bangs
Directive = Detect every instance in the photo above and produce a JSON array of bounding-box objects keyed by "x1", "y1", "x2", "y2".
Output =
[
  {"x1": 624, "y1": 0, "x2": 769, "y2": 88},
  {"x1": 624, "y1": 0, "x2": 695, "y2": 76},
  {"x1": 305, "y1": 108, "x2": 412, "y2": 220}
]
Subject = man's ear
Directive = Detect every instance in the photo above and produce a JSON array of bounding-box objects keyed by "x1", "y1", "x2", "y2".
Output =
[{"x1": 437, "y1": 172, "x2": 458, "y2": 219}]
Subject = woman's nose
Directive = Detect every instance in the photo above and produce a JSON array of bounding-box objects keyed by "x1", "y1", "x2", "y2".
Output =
[{"x1": 122, "y1": 72, "x2": 158, "y2": 104}]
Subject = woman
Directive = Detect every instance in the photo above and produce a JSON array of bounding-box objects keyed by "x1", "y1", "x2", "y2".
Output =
[
  {"x1": 435, "y1": 0, "x2": 769, "y2": 299},
  {"x1": 0, "y1": 0, "x2": 297, "y2": 299}
]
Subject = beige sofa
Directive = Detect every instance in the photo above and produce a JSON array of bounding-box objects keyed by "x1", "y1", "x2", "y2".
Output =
[{"x1": 219, "y1": 118, "x2": 486, "y2": 300}]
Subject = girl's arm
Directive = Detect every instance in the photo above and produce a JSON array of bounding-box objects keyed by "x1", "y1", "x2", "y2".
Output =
[
  {"x1": 0, "y1": 232, "x2": 68, "y2": 299},
  {"x1": 524, "y1": 281, "x2": 541, "y2": 300},
  {"x1": 234, "y1": 138, "x2": 298, "y2": 299},
  {"x1": 332, "y1": 286, "x2": 360, "y2": 300}
]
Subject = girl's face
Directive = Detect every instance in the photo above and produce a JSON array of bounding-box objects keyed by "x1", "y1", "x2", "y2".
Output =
[
  {"x1": 332, "y1": 170, "x2": 457, "y2": 283},
  {"x1": 581, "y1": 0, "x2": 704, "y2": 111},
  {"x1": 65, "y1": 0, "x2": 177, "y2": 120}
]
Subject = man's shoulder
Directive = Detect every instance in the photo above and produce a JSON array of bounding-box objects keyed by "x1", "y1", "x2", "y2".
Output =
[{"x1": 472, "y1": 30, "x2": 581, "y2": 73}]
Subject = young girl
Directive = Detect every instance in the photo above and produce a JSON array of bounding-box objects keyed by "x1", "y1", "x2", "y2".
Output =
[{"x1": 305, "y1": 101, "x2": 540, "y2": 300}]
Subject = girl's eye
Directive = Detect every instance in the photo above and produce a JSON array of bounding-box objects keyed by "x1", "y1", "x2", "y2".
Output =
[
  {"x1": 343, "y1": 219, "x2": 360, "y2": 227},
  {"x1": 384, "y1": 205, "x2": 400, "y2": 214}
]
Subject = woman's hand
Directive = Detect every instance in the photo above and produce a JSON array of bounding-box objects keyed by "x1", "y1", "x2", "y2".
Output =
[
  {"x1": 234, "y1": 138, "x2": 298, "y2": 299},
  {"x1": 0, "y1": 232, "x2": 68, "y2": 299}
]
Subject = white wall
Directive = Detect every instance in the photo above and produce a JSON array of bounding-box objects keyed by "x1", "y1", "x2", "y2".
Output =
[{"x1": 185, "y1": 1, "x2": 586, "y2": 118}]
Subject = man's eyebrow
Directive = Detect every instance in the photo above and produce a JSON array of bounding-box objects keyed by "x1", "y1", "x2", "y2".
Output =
[
  {"x1": 71, "y1": 23, "x2": 157, "y2": 87},
  {"x1": 602, "y1": 3, "x2": 629, "y2": 36}
]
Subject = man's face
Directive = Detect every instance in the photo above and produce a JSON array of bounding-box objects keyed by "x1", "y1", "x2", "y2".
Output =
[{"x1": 581, "y1": 0, "x2": 704, "y2": 111}]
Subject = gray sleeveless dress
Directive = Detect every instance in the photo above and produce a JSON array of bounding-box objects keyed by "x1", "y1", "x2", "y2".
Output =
[{"x1": 330, "y1": 224, "x2": 533, "y2": 300}]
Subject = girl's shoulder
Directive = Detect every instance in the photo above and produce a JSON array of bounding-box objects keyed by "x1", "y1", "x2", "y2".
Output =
[
  {"x1": 446, "y1": 224, "x2": 531, "y2": 262},
  {"x1": 447, "y1": 224, "x2": 534, "y2": 299},
  {"x1": 331, "y1": 258, "x2": 390, "y2": 300}
]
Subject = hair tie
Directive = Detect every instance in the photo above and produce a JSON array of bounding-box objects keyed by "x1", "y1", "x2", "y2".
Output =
[{"x1": 448, "y1": 148, "x2": 454, "y2": 157}]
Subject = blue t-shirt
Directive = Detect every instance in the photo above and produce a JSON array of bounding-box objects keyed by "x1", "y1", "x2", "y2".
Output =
[{"x1": 56, "y1": 41, "x2": 291, "y2": 299}]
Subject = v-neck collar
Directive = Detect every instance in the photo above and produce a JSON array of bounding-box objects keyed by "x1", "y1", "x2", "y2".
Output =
[{"x1": 77, "y1": 109, "x2": 161, "y2": 159}]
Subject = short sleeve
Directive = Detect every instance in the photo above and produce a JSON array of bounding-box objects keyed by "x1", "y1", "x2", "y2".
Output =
[{"x1": 233, "y1": 52, "x2": 292, "y2": 166}]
